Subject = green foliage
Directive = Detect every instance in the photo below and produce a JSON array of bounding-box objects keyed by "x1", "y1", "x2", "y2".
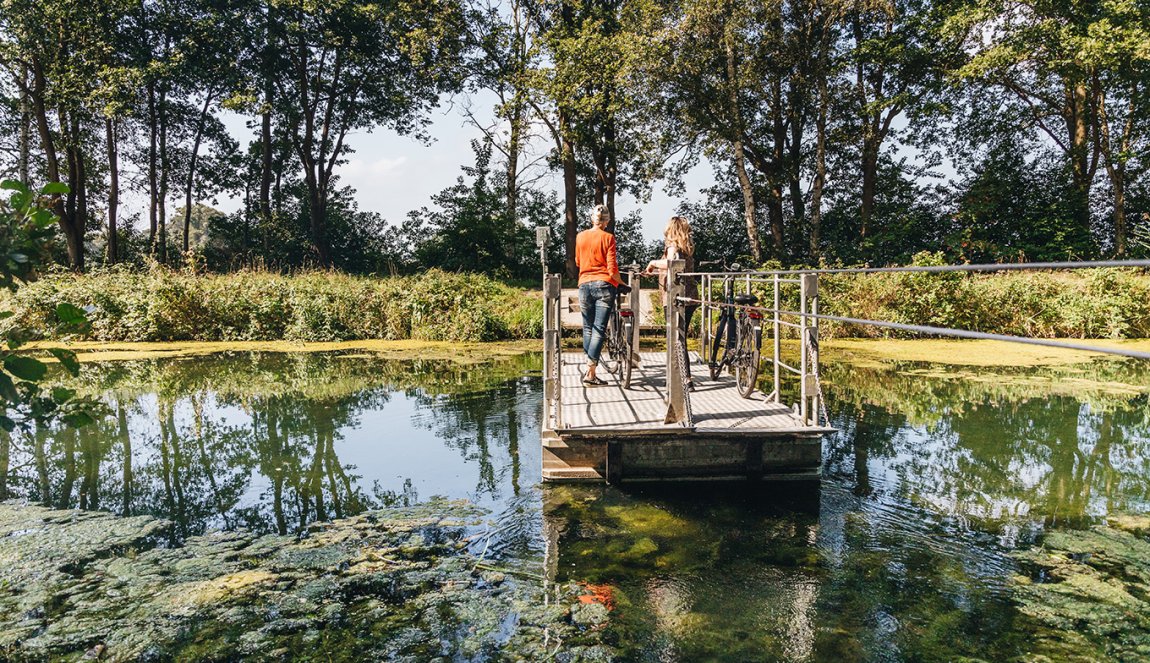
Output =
[
  {"x1": 948, "y1": 142, "x2": 1094, "y2": 261},
  {"x1": 0, "y1": 181, "x2": 101, "y2": 431},
  {"x1": 819, "y1": 259, "x2": 1150, "y2": 339},
  {"x1": 403, "y1": 140, "x2": 548, "y2": 279},
  {"x1": 3, "y1": 268, "x2": 542, "y2": 343}
]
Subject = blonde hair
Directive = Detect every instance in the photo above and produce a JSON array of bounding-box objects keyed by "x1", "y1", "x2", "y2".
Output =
[
  {"x1": 664, "y1": 216, "x2": 694, "y2": 257},
  {"x1": 590, "y1": 204, "x2": 610, "y2": 227}
]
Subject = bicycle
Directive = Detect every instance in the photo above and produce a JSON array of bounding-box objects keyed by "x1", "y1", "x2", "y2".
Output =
[
  {"x1": 598, "y1": 264, "x2": 642, "y2": 389},
  {"x1": 701, "y1": 261, "x2": 763, "y2": 398}
]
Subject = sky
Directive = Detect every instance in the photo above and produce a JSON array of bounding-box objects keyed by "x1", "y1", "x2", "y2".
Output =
[{"x1": 214, "y1": 93, "x2": 717, "y2": 244}]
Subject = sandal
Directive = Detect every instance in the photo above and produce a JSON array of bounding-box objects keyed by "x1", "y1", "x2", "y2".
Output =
[{"x1": 582, "y1": 376, "x2": 608, "y2": 386}]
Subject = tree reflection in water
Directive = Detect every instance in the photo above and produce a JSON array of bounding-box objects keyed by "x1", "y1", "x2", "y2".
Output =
[
  {"x1": 1, "y1": 348, "x2": 1148, "y2": 659},
  {"x1": 823, "y1": 357, "x2": 1150, "y2": 536},
  {"x1": 0, "y1": 351, "x2": 543, "y2": 539}
]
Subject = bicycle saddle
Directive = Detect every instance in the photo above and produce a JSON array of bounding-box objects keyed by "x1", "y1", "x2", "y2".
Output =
[{"x1": 734, "y1": 294, "x2": 758, "y2": 305}]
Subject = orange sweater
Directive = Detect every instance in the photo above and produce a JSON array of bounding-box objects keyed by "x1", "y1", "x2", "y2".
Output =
[{"x1": 575, "y1": 227, "x2": 620, "y2": 286}]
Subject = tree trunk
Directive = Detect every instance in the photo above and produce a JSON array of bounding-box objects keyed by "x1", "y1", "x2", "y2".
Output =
[
  {"x1": 560, "y1": 109, "x2": 578, "y2": 278},
  {"x1": 260, "y1": 4, "x2": 275, "y2": 256},
  {"x1": 604, "y1": 116, "x2": 617, "y2": 232},
  {"x1": 769, "y1": 79, "x2": 786, "y2": 258},
  {"x1": 506, "y1": 87, "x2": 524, "y2": 223},
  {"x1": 810, "y1": 72, "x2": 828, "y2": 260},
  {"x1": 59, "y1": 112, "x2": 85, "y2": 271},
  {"x1": 105, "y1": 117, "x2": 119, "y2": 264},
  {"x1": 73, "y1": 122, "x2": 89, "y2": 272},
  {"x1": 1065, "y1": 81, "x2": 1093, "y2": 243},
  {"x1": 29, "y1": 57, "x2": 63, "y2": 219},
  {"x1": 724, "y1": 26, "x2": 761, "y2": 264},
  {"x1": 157, "y1": 85, "x2": 171, "y2": 264},
  {"x1": 183, "y1": 92, "x2": 214, "y2": 255},
  {"x1": 733, "y1": 141, "x2": 761, "y2": 264},
  {"x1": 788, "y1": 81, "x2": 806, "y2": 234},
  {"x1": 18, "y1": 67, "x2": 30, "y2": 184},
  {"x1": 1112, "y1": 166, "x2": 1126, "y2": 256},
  {"x1": 147, "y1": 83, "x2": 159, "y2": 253},
  {"x1": 860, "y1": 138, "x2": 878, "y2": 239}
]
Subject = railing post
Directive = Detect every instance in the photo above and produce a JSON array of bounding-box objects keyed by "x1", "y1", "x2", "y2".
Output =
[
  {"x1": 799, "y1": 272, "x2": 818, "y2": 425},
  {"x1": 629, "y1": 270, "x2": 642, "y2": 357},
  {"x1": 700, "y1": 275, "x2": 710, "y2": 364},
  {"x1": 664, "y1": 259, "x2": 690, "y2": 425},
  {"x1": 773, "y1": 273, "x2": 781, "y2": 404},
  {"x1": 808, "y1": 273, "x2": 821, "y2": 426},
  {"x1": 543, "y1": 273, "x2": 563, "y2": 430}
]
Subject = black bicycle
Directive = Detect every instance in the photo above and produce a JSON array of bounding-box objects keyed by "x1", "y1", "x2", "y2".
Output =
[
  {"x1": 599, "y1": 265, "x2": 641, "y2": 389},
  {"x1": 703, "y1": 262, "x2": 763, "y2": 398}
]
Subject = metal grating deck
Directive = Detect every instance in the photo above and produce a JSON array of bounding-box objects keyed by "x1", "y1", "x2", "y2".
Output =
[{"x1": 558, "y1": 351, "x2": 828, "y2": 435}]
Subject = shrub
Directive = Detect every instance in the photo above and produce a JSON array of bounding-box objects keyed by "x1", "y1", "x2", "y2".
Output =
[{"x1": 1, "y1": 267, "x2": 543, "y2": 343}]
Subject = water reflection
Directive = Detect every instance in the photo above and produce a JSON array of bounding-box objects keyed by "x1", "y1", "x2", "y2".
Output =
[
  {"x1": 539, "y1": 357, "x2": 1150, "y2": 661},
  {"x1": 824, "y1": 360, "x2": 1150, "y2": 532},
  {"x1": 0, "y1": 352, "x2": 543, "y2": 538},
  {"x1": 0, "y1": 350, "x2": 1147, "y2": 660}
]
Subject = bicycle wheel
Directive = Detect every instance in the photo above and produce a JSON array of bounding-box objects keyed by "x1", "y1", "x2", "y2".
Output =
[
  {"x1": 708, "y1": 315, "x2": 727, "y2": 380},
  {"x1": 735, "y1": 320, "x2": 761, "y2": 398},
  {"x1": 601, "y1": 314, "x2": 622, "y2": 375},
  {"x1": 621, "y1": 320, "x2": 634, "y2": 389}
]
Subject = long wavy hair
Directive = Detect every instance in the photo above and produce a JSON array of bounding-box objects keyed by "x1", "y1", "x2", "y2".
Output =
[{"x1": 664, "y1": 216, "x2": 694, "y2": 257}]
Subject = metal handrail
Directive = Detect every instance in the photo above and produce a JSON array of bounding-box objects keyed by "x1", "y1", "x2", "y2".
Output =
[
  {"x1": 680, "y1": 258, "x2": 1150, "y2": 278},
  {"x1": 677, "y1": 296, "x2": 1150, "y2": 362}
]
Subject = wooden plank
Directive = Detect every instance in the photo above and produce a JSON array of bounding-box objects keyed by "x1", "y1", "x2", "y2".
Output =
[{"x1": 558, "y1": 351, "x2": 824, "y2": 435}]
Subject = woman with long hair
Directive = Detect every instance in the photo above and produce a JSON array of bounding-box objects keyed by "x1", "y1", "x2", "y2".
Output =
[
  {"x1": 644, "y1": 216, "x2": 700, "y2": 388},
  {"x1": 575, "y1": 204, "x2": 622, "y2": 386}
]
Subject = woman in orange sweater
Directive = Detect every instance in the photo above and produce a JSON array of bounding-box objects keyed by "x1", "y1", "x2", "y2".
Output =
[{"x1": 575, "y1": 204, "x2": 622, "y2": 386}]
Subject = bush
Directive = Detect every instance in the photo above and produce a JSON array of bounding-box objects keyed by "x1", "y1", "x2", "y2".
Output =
[
  {"x1": 816, "y1": 254, "x2": 1150, "y2": 339},
  {"x1": 2, "y1": 267, "x2": 544, "y2": 343}
]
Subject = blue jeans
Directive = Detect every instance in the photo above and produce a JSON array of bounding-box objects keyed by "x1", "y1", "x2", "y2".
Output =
[{"x1": 579, "y1": 281, "x2": 616, "y2": 365}]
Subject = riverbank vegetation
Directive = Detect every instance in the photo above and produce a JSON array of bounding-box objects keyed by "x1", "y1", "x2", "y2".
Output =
[
  {"x1": 7, "y1": 265, "x2": 1150, "y2": 343},
  {"x1": 5, "y1": 268, "x2": 542, "y2": 342}
]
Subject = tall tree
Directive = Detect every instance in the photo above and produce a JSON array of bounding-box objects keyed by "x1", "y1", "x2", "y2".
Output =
[
  {"x1": 272, "y1": 0, "x2": 468, "y2": 265},
  {"x1": 948, "y1": 0, "x2": 1150, "y2": 254}
]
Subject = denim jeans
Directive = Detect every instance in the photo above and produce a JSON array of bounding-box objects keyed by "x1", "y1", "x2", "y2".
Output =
[{"x1": 579, "y1": 281, "x2": 616, "y2": 365}]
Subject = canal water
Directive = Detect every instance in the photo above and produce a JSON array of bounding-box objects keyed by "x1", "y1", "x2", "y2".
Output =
[{"x1": 1, "y1": 349, "x2": 1147, "y2": 661}]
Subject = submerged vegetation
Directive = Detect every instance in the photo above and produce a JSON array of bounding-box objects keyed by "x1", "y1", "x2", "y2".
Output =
[
  {"x1": 0, "y1": 501, "x2": 611, "y2": 661},
  {"x1": 1012, "y1": 516, "x2": 1150, "y2": 661}
]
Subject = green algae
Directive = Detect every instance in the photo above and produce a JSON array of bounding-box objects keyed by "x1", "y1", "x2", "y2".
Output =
[
  {"x1": 1011, "y1": 517, "x2": 1150, "y2": 662},
  {"x1": 0, "y1": 500, "x2": 612, "y2": 662}
]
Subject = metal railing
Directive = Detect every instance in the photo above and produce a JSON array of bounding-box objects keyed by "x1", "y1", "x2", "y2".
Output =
[
  {"x1": 674, "y1": 258, "x2": 1150, "y2": 428},
  {"x1": 678, "y1": 266, "x2": 824, "y2": 426}
]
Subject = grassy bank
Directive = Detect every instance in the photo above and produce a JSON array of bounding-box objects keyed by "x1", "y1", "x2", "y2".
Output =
[
  {"x1": 818, "y1": 266, "x2": 1150, "y2": 339},
  {"x1": 6, "y1": 265, "x2": 1150, "y2": 343},
  {"x1": 4, "y1": 268, "x2": 543, "y2": 343}
]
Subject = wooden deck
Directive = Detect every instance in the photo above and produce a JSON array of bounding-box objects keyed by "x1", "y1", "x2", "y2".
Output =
[
  {"x1": 558, "y1": 352, "x2": 817, "y2": 434},
  {"x1": 543, "y1": 351, "x2": 835, "y2": 482}
]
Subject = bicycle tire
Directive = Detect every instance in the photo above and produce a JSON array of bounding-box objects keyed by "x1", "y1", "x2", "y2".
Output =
[
  {"x1": 735, "y1": 322, "x2": 761, "y2": 398},
  {"x1": 599, "y1": 315, "x2": 620, "y2": 376},
  {"x1": 621, "y1": 321, "x2": 634, "y2": 388},
  {"x1": 708, "y1": 314, "x2": 727, "y2": 380}
]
